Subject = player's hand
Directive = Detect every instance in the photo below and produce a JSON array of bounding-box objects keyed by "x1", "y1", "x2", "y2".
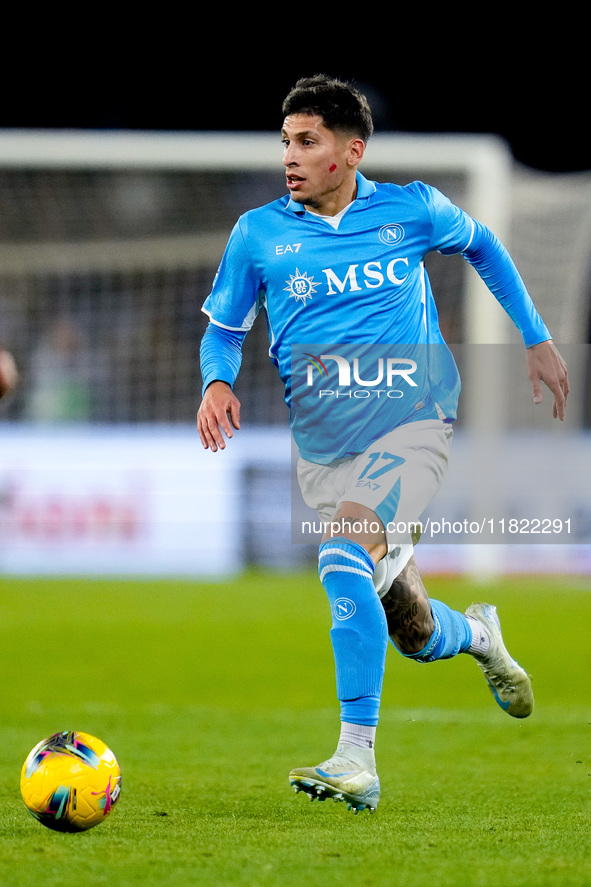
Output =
[
  {"x1": 197, "y1": 381, "x2": 241, "y2": 451},
  {"x1": 0, "y1": 349, "x2": 18, "y2": 399},
  {"x1": 526, "y1": 340, "x2": 569, "y2": 420}
]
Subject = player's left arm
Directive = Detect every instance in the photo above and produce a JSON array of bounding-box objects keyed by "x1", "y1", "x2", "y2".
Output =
[
  {"x1": 461, "y1": 222, "x2": 569, "y2": 420},
  {"x1": 525, "y1": 339, "x2": 569, "y2": 420}
]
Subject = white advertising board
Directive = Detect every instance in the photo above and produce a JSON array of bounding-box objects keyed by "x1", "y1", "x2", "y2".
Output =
[
  {"x1": 0, "y1": 425, "x2": 243, "y2": 576},
  {"x1": 1, "y1": 424, "x2": 590, "y2": 576}
]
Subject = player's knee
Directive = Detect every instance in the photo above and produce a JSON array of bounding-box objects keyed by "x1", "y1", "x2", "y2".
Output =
[{"x1": 322, "y1": 503, "x2": 387, "y2": 565}]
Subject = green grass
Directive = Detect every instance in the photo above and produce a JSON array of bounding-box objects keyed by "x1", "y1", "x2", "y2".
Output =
[{"x1": 0, "y1": 569, "x2": 590, "y2": 886}]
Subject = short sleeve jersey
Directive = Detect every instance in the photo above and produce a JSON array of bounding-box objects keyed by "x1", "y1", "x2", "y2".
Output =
[{"x1": 203, "y1": 173, "x2": 481, "y2": 462}]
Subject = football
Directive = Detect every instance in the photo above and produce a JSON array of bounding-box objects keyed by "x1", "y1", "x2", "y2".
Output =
[{"x1": 20, "y1": 730, "x2": 122, "y2": 832}]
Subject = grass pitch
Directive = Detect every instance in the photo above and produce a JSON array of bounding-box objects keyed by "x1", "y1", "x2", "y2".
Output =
[{"x1": 0, "y1": 569, "x2": 589, "y2": 886}]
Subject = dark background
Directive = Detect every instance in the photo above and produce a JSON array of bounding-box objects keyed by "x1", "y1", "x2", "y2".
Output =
[{"x1": 0, "y1": 25, "x2": 587, "y2": 175}]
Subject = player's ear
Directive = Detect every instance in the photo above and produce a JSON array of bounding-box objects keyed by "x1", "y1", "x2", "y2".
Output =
[{"x1": 347, "y1": 138, "x2": 365, "y2": 168}]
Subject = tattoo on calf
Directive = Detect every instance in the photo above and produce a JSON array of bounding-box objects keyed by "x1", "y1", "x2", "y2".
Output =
[{"x1": 380, "y1": 557, "x2": 434, "y2": 654}]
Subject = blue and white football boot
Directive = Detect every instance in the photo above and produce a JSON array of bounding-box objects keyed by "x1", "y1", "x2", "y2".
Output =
[
  {"x1": 466, "y1": 602, "x2": 534, "y2": 718},
  {"x1": 289, "y1": 743, "x2": 380, "y2": 813}
]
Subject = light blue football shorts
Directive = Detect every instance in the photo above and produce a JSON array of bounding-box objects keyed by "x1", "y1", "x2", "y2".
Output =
[{"x1": 296, "y1": 418, "x2": 453, "y2": 595}]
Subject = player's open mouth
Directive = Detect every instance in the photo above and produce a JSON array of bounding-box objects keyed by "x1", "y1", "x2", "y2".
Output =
[{"x1": 287, "y1": 175, "x2": 304, "y2": 189}]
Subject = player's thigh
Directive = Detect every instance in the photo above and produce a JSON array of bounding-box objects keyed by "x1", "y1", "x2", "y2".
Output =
[
  {"x1": 341, "y1": 419, "x2": 453, "y2": 544},
  {"x1": 297, "y1": 419, "x2": 452, "y2": 541},
  {"x1": 296, "y1": 457, "x2": 352, "y2": 527}
]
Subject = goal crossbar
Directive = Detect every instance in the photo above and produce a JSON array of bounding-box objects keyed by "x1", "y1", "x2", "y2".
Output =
[{"x1": 0, "y1": 129, "x2": 513, "y2": 346}]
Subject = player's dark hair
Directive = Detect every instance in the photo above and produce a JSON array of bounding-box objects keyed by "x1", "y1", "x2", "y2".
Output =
[{"x1": 282, "y1": 75, "x2": 374, "y2": 143}]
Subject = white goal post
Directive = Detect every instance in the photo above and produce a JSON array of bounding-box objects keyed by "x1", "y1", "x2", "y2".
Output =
[{"x1": 0, "y1": 128, "x2": 513, "y2": 347}]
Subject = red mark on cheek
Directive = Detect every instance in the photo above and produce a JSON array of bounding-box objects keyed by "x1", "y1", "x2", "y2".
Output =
[{"x1": 329, "y1": 164, "x2": 337, "y2": 173}]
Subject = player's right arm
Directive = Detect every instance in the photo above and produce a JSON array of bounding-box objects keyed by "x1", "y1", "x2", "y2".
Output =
[
  {"x1": 197, "y1": 322, "x2": 247, "y2": 452},
  {"x1": 197, "y1": 217, "x2": 262, "y2": 451},
  {"x1": 198, "y1": 380, "x2": 241, "y2": 452}
]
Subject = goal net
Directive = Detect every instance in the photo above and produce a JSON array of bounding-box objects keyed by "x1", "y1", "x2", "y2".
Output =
[{"x1": 2, "y1": 129, "x2": 587, "y2": 429}]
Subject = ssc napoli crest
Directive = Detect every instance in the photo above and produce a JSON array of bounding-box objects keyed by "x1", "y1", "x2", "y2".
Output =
[
  {"x1": 333, "y1": 597, "x2": 357, "y2": 621},
  {"x1": 378, "y1": 223, "x2": 405, "y2": 246}
]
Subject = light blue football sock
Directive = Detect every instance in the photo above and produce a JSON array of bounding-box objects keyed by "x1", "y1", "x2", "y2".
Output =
[
  {"x1": 403, "y1": 598, "x2": 472, "y2": 663},
  {"x1": 318, "y1": 537, "x2": 388, "y2": 726}
]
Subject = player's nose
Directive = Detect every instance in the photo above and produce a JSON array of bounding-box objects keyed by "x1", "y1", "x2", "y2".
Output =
[{"x1": 282, "y1": 144, "x2": 299, "y2": 167}]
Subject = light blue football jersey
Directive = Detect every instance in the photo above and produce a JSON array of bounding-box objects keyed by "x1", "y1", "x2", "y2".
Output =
[{"x1": 201, "y1": 172, "x2": 549, "y2": 463}]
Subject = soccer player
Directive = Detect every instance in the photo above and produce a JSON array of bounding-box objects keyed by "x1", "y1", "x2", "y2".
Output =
[{"x1": 197, "y1": 75, "x2": 569, "y2": 814}]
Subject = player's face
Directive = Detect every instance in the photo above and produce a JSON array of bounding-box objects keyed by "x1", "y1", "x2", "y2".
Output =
[{"x1": 281, "y1": 114, "x2": 364, "y2": 216}]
